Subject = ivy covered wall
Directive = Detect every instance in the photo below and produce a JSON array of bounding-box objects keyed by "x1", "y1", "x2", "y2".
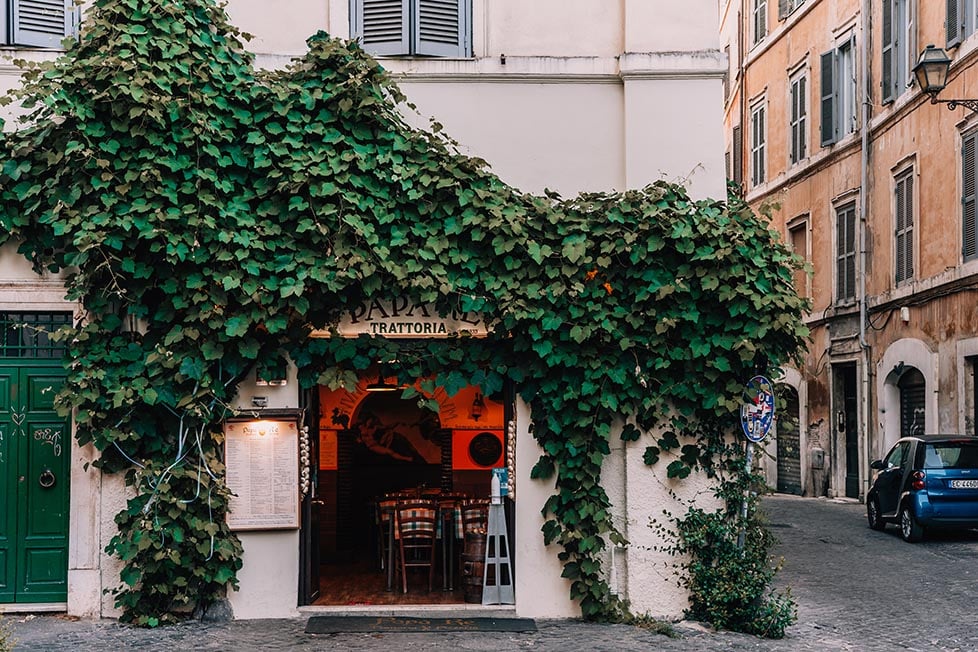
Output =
[{"x1": 0, "y1": 0, "x2": 807, "y2": 625}]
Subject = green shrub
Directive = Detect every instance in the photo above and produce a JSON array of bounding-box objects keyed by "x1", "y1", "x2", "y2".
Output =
[{"x1": 668, "y1": 499, "x2": 797, "y2": 639}]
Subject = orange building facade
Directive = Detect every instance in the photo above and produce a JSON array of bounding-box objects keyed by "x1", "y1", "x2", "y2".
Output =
[{"x1": 722, "y1": 0, "x2": 978, "y2": 500}]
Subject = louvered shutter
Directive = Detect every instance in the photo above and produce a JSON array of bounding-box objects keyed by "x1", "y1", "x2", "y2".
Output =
[
  {"x1": 790, "y1": 81, "x2": 799, "y2": 164},
  {"x1": 963, "y1": 132, "x2": 977, "y2": 260},
  {"x1": 753, "y1": 0, "x2": 767, "y2": 43},
  {"x1": 820, "y1": 51, "x2": 837, "y2": 146},
  {"x1": 414, "y1": 0, "x2": 468, "y2": 57},
  {"x1": 882, "y1": 0, "x2": 895, "y2": 104},
  {"x1": 895, "y1": 174, "x2": 914, "y2": 284},
  {"x1": 12, "y1": 0, "x2": 75, "y2": 48},
  {"x1": 845, "y1": 205, "x2": 856, "y2": 299},
  {"x1": 836, "y1": 208, "x2": 847, "y2": 301},
  {"x1": 948, "y1": 0, "x2": 963, "y2": 49},
  {"x1": 904, "y1": 174, "x2": 913, "y2": 281},
  {"x1": 799, "y1": 76, "x2": 807, "y2": 158},
  {"x1": 353, "y1": 0, "x2": 411, "y2": 56},
  {"x1": 732, "y1": 125, "x2": 744, "y2": 187}
]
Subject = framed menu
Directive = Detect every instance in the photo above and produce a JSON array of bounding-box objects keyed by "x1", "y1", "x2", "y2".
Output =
[{"x1": 225, "y1": 419, "x2": 300, "y2": 530}]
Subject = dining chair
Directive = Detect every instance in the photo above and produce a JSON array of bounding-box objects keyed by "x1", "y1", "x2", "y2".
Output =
[{"x1": 395, "y1": 499, "x2": 438, "y2": 593}]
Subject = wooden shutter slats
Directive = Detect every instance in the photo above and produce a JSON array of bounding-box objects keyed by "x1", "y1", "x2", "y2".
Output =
[
  {"x1": 882, "y1": 0, "x2": 895, "y2": 104},
  {"x1": 963, "y1": 132, "x2": 977, "y2": 260},
  {"x1": 820, "y1": 51, "x2": 836, "y2": 146}
]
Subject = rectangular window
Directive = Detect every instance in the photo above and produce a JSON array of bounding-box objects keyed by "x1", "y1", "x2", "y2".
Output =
[
  {"x1": 836, "y1": 202, "x2": 857, "y2": 302},
  {"x1": 820, "y1": 36, "x2": 857, "y2": 147},
  {"x1": 753, "y1": 0, "x2": 767, "y2": 45},
  {"x1": 882, "y1": 0, "x2": 916, "y2": 104},
  {"x1": 963, "y1": 129, "x2": 978, "y2": 261},
  {"x1": 5, "y1": 1, "x2": 78, "y2": 47},
  {"x1": 948, "y1": 0, "x2": 978, "y2": 47},
  {"x1": 894, "y1": 169, "x2": 915, "y2": 284},
  {"x1": 788, "y1": 219, "x2": 809, "y2": 298},
  {"x1": 778, "y1": 0, "x2": 806, "y2": 20},
  {"x1": 351, "y1": 0, "x2": 472, "y2": 58},
  {"x1": 0, "y1": 312, "x2": 71, "y2": 358},
  {"x1": 789, "y1": 73, "x2": 807, "y2": 164},
  {"x1": 732, "y1": 125, "x2": 744, "y2": 187},
  {"x1": 750, "y1": 101, "x2": 766, "y2": 187}
]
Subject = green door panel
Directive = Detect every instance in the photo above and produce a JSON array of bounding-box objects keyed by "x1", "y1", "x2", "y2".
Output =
[{"x1": 1, "y1": 363, "x2": 68, "y2": 603}]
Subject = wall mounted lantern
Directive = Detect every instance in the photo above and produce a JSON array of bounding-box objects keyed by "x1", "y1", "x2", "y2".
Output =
[{"x1": 913, "y1": 44, "x2": 978, "y2": 114}]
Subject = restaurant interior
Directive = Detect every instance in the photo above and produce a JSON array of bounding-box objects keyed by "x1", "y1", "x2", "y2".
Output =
[{"x1": 311, "y1": 376, "x2": 510, "y2": 605}]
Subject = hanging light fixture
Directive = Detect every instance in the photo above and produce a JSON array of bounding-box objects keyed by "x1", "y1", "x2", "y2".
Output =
[
  {"x1": 365, "y1": 375, "x2": 400, "y2": 392},
  {"x1": 470, "y1": 392, "x2": 486, "y2": 420}
]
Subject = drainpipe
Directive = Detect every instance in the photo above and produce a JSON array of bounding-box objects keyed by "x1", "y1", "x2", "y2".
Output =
[{"x1": 858, "y1": 0, "x2": 872, "y2": 502}]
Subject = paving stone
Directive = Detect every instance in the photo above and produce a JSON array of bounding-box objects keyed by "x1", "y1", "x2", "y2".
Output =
[{"x1": 4, "y1": 494, "x2": 976, "y2": 651}]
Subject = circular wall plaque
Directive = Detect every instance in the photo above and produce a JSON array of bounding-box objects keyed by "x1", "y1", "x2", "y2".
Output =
[{"x1": 469, "y1": 431, "x2": 503, "y2": 467}]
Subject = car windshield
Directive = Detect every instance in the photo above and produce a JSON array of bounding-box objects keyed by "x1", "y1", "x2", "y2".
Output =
[{"x1": 923, "y1": 442, "x2": 978, "y2": 469}]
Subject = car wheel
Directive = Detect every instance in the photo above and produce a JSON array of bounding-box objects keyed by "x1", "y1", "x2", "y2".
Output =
[
  {"x1": 867, "y1": 498, "x2": 886, "y2": 531},
  {"x1": 900, "y1": 504, "x2": 925, "y2": 543}
]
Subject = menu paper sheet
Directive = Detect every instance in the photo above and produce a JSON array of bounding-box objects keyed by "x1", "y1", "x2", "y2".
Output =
[{"x1": 225, "y1": 420, "x2": 300, "y2": 530}]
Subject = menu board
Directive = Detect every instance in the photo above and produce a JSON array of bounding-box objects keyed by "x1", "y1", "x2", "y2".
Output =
[{"x1": 225, "y1": 420, "x2": 300, "y2": 530}]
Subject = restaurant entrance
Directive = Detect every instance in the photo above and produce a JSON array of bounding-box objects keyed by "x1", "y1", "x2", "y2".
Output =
[{"x1": 309, "y1": 375, "x2": 509, "y2": 606}]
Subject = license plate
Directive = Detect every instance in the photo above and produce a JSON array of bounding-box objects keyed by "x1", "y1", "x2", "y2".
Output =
[{"x1": 949, "y1": 479, "x2": 978, "y2": 489}]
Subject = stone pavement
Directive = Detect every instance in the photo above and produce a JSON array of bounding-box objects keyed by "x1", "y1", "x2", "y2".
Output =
[{"x1": 4, "y1": 494, "x2": 978, "y2": 651}]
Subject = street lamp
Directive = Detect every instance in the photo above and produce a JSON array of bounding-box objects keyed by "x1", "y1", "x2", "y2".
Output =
[{"x1": 913, "y1": 44, "x2": 978, "y2": 114}]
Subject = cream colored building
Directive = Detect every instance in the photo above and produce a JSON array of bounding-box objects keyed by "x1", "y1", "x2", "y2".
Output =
[
  {"x1": 722, "y1": 0, "x2": 978, "y2": 502},
  {"x1": 0, "y1": 1, "x2": 726, "y2": 620}
]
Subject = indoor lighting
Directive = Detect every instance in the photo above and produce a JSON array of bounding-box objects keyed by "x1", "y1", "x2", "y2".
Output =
[{"x1": 365, "y1": 375, "x2": 400, "y2": 392}]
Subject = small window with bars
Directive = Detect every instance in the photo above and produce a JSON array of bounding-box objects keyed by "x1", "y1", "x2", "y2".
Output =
[{"x1": 0, "y1": 312, "x2": 71, "y2": 358}]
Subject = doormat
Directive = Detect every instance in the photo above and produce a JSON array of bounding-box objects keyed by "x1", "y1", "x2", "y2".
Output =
[{"x1": 305, "y1": 615, "x2": 537, "y2": 634}]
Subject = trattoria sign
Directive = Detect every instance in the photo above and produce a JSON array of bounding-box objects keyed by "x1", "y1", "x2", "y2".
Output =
[{"x1": 311, "y1": 297, "x2": 490, "y2": 338}]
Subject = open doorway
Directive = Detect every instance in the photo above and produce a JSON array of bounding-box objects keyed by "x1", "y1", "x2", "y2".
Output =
[{"x1": 309, "y1": 376, "x2": 508, "y2": 606}]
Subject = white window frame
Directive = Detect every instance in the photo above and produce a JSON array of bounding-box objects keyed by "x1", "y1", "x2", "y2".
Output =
[
  {"x1": 820, "y1": 34, "x2": 857, "y2": 147},
  {"x1": 752, "y1": 0, "x2": 767, "y2": 45},
  {"x1": 750, "y1": 99, "x2": 767, "y2": 187},
  {"x1": 883, "y1": 0, "x2": 916, "y2": 104}
]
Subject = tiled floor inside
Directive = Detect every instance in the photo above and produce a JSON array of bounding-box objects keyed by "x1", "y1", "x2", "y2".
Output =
[{"x1": 314, "y1": 558, "x2": 472, "y2": 606}]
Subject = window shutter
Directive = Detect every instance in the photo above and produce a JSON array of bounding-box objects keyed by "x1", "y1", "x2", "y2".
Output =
[
  {"x1": 353, "y1": 0, "x2": 411, "y2": 56},
  {"x1": 820, "y1": 51, "x2": 837, "y2": 146},
  {"x1": 882, "y1": 0, "x2": 895, "y2": 104},
  {"x1": 836, "y1": 208, "x2": 847, "y2": 301},
  {"x1": 963, "y1": 132, "x2": 977, "y2": 260},
  {"x1": 846, "y1": 206, "x2": 856, "y2": 299},
  {"x1": 799, "y1": 76, "x2": 807, "y2": 158},
  {"x1": 948, "y1": 0, "x2": 963, "y2": 49},
  {"x1": 732, "y1": 125, "x2": 744, "y2": 187},
  {"x1": 790, "y1": 81, "x2": 799, "y2": 164},
  {"x1": 904, "y1": 174, "x2": 914, "y2": 280},
  {"x1": 778, "y1": 0, "x2": 790, "y2": 20},
  {"x1": 12, "y1": 0, "x2": 75, "y2": 48},
  {"x1": 895, "y1": 175, "x2": 909, "y2": 283},
  {"x1": 414, "y1": 0, "x2": 468, "y2": 57}
]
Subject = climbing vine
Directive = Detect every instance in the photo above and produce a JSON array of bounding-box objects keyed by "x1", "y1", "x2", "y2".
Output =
[{"x1": 0, "y1": 0, "x2": 808, "y2": 625}]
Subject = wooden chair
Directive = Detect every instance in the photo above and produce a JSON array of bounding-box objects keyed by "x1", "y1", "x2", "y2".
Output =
[
  {"x1": 395, "y1": 499, "x2": 438, "y2": 593},
  {"x1": 461, "y1": 499, "x2": 490, "y2": 536}
]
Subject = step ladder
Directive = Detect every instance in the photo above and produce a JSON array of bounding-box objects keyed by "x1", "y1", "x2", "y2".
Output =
[{"x1": 482, "y1": 502, "x2": 514, "y2": 604}]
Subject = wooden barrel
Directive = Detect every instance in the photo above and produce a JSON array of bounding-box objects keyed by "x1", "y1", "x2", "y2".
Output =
[{"x1": 461, "y1": 533, "x2": 486, "y2": 603}]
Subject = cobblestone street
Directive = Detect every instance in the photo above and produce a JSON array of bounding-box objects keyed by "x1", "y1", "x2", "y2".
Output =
[{"x1": 4, "y1": 494, "x2": 978, "y2": 651}]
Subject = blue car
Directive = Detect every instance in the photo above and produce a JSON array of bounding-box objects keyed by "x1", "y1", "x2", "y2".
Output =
[{"x1": 867, "y1": 435, "x2": 978, "y2": 542}]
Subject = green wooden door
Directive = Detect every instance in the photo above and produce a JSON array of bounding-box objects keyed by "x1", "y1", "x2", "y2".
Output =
[{"x1": 0, "y1": 363, "x2": 70, "y2": 603}]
